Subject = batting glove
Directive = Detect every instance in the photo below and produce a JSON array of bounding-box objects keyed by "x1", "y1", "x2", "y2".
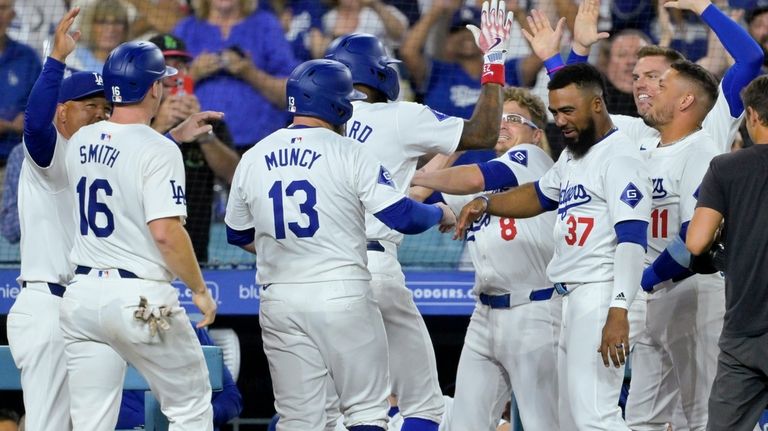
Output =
[
  {"x1": 467, "y1": 0, "x2": 514, "y2": 85},
  {"x1": 134, "y1": 296, "x2": 173, "y2": 337}
]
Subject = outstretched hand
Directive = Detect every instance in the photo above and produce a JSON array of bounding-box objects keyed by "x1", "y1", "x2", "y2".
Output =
[
  {"x1": 521, "y1": 9, "x2": 566, "y2": 61},
  {"x1": 169, "y1": 111, "x2": 225, "y2": 143},
  {"x1": 572, "y1": 0, "x2": 609, "y2": 55},
  {"x1": 663, "y1": 0, "x2": 712, "y2": 15},
  {"x1": 51, "y1": 8, "x2": 81, "y2": 62},
  {"x1": 436, "y1": 202, "x2": 457, "y2": 233},
  {"x1": 467, "y1": 0, "x2": 514, "y2": 57},
  {"x1": 453, "y1": 197, "x2": 488, "y2": 240}
]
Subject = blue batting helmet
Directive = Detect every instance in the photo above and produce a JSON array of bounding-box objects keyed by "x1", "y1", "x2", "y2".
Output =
[
  {"x1": 286, "y1": 59, "x2": 366, "y2": 125},
  {"x1": 102, "y1": 41, "x2": 177, "y2": 104},
  {"x1": 325, "y1": 33, "x2": 401, "y2": 101}
]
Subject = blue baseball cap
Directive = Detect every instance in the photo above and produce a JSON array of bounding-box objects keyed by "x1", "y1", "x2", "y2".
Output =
[
  {"x1": 58, "y1": 71, "x2": 105, "y2": 104},
  {"x1": 450, "y1": 6, "x2": 481, "y2": 33}
]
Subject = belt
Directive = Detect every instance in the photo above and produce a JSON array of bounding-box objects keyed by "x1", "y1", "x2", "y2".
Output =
[
  {"x1": 22, "y1": 281, "x2": 66, "y2": 297},
  {"x1": 74, "y1": 265, "x2": 138, "y2": 279},
  {"x1": 479, "y1": 287, "x2": 557, "y2": 309},
  {"x1": 554, "y1": 282, "x2": 569, "y2": 295},
  {"x1": 366, "y1": 241, "x2": 385, "y2": 252}
]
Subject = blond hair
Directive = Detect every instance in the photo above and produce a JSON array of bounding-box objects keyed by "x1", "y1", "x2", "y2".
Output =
[
  {"x1": 79, "y1": 0, "x2": 130, "y2": 48},
  {"x1": 503, "y1": 87, "x2": 551, "y2": 157}
]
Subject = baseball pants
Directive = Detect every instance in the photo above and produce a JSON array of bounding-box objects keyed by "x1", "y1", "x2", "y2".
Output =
[
  {"x1": 59, "y1": 273, "x2": 213, "y2": 431},
  {"x1": 447, "y1": 296, "x2": 561, "y2": 431},
  {"x1": 626, "y1": 274, "x2": 724, "y2": 431},
  {"x1": 366, "y1": 240, "x2": 444, "y2": 424},
  {"x1": 259, "y1": 280, "x2": 390, "y2": 431},
  {"x1": 7, "y1": 283, "x2": 71, "y2": 431},
  {"x1": 559, "y1": 281, "x2": 631, "y2": 431}
]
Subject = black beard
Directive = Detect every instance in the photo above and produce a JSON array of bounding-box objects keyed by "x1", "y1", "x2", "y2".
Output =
[{"x1": 563, "y1": 119, "x2": 597, "y2": 159}]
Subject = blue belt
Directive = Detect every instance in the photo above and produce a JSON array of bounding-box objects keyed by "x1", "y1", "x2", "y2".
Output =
[
  {"x1": 479, "y1": 293, "x2": 511, "y2": 308},
  {"x1": 22, "y1": 281, "x2": 66, "y2": 297},
  {"x1": 554, "y1": 282, "x2": 569, "y2": 295},
  {"x1": 366, "y1": 241, "x2": 385, "y2": 252},
  {"x1": 529, "y1": 287, "x2": 555, "y2": 301},
  {"x1": 75, "y1": 265, "x2": 139, "y2": 279}
]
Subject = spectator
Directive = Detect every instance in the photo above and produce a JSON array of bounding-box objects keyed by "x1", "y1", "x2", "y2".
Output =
[
  {"x1": 746, "y1": 6, "x2": 768, "y2": 68},
  {"x1": 7, "y1": 0, "x2": 68, "y2": 58},
  {"x1": 0, "y1": 409, "x2": 18, "y2": 431},
  {"x1": 0, "y1": 0, "x2": 42, "y2": 162},
  {"x1": 67, "y1": 0, "x2": 131, "y2": 72},
  {"x1": 0, "y1": 142, "x2": 22, "y2": 243},
  {"x1": 116, "y1": 323, "x2": 243, "y2": 430},
  {"x1": 401, "y1": 2, "x2": 542, "y2": 165},
  {"x1": 601, "y1": 30, "x2": 650, "y2": 116},
  {"x1": 318, "y1": 0, "x2": 409, "y2": 58},
  {"x1": 124, "y1": 0, "x2": 191, "y2": 40},
  {"x1": 148, "y1": 33, "x2": 239, "y2": 262},
  {"x1": 173, "y1": 0, "x2": 299, "y2": 150},
  {"x1": 268, "y1": 0, "x2": 328, "y2": 61},
  {"x1": 686, "y1": 74, "x2": 768, "y2": 431}
]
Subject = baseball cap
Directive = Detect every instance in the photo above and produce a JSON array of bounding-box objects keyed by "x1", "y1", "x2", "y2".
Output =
[
  {"x1": 148, "y1": 33, "x2": 193, "y2": 60},
  {"x1": 450, "y1": 6, "x2": 481, "y2": 33},
  {"x1": 58, "y1": 71, "x2": 105, "y2": 104}
]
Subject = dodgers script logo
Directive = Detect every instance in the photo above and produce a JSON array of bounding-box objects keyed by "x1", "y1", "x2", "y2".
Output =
[
  {"x1": 558, "y1": 182, "x2": 591, "y2": 219},
  {"x1": 652, "y1": 178, "x2": 667, "y2": 199}
]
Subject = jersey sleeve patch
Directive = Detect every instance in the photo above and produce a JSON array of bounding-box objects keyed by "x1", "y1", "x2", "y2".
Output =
[
  {"x1": 620, "y1": 182, "x2": 643, "y2": 208},
  {"x1": 378, "y1": 166, "x2": 396, "y2": 188},
  {"x1": 427, "y1": 107, "x2": 450, "y2": 122},
  {"x1": 507, "y1": 149, "x2": 528, "y2": 166}
]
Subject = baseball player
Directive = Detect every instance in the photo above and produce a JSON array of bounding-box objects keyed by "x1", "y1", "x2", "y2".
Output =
[
  {"x1": 456, "y1": 63, "x2": 651, "y2": 431},
  {"x1": 409, "y1": 87, "x2": 561, "y2": 431},
  {"x1": 5, "y1": 9, "x2": 108, "y2": 431},
  {"x1": 323, "y1": 2, "x2": 513, "y2": 428},
  {"x1": 59, "y1": 40, "x2": 220, "y2": 430},
  {"x1": 528, "y1": 2, "x2": 762, "y2": 428},
  {"x1": 224, "y1": 59, "x2": 456, "y2": 431}
]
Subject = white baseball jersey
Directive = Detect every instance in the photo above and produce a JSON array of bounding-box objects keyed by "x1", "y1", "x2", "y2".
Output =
[
  {"x1": 346, "y1": 100, "x2": 463, "y2": 244},
  {"x1": 644, "y1": 129, "x2": 719, "y2": 261},
  {"x1": 225, "y1": 126, "x2": 406, "y2": 285},
  {"x1": 444, "y1": 144, "x2": 555, "y2": 296},
  {"x1": 537, "y1": 129, "x2": 651, "y2": 284},
  {"x1": 17, "y1": 133, "x2": 75, "y2": 284},
  {"x1": 612, "y1": 82, "x2": 742, "y2": 154},
  {"x1": 65, "y1": 121, "x2": 188, "y2": 282}
]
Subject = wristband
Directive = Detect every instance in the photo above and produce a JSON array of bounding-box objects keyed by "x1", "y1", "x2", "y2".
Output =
[
  {"x1": 481, "y1": 63, "x2": 505, "y2": 86},
  {"x1": 543, "y1": 53, "x2": 565, "y2": 76}
]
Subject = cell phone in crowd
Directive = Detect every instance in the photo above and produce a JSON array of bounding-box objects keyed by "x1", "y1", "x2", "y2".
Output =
[{"x1": 169, "y1": 73, "x2": 194, "y2": 96}]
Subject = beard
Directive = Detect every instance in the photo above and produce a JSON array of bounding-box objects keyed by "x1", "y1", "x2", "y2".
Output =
[
  {"x1": 563, "y1": 119, "x2": 597, "y2": 159},
  {"x1": 640, "y1": 103, "x2": 673, "y2": 129}
]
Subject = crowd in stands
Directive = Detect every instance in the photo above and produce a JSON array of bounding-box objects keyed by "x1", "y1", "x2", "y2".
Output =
[{"x1": 1, "y1": 0, "x2": 767, "y2": 264}]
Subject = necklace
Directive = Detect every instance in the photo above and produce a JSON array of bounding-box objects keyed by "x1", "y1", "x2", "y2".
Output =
[{"x1": 658, "y1": 126, "x2": 701, "y2": 147}]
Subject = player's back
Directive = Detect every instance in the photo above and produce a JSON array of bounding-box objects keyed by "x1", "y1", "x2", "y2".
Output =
[
  {"x1": 347, "y1": 100, "x2": 462, "y2": 243},
  {"x1": 65, "y1": 121, "x2": 185, "y2": 282},
  {"x1": 18, "y1": 133, "x2": 75, "y2": 284},
  {"x1": 232, "y1": 126, "x2": 403, "y2": 285}
]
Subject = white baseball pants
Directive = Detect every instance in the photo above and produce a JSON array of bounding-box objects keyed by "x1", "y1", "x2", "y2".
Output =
[
  {"x1": 7, "y1": 283, "x2": 71, "y2": 431},
  {"x1": 59, "y1": 274, "x2": 213, "y2": 431},
  {"x1": 259, "y1": 280, "x2": 390, "y2": 431},
  {"x1": 366, "y1": 240, "x2": 444, "y2": 423},
  {"x1": 625, "y1": 274, "x2": 725, "y2": 431},
  {"x1": 447, "y1": 297, "x2": 561, "y2": 431},
  {"x1": 559, "y1": 281, "x2": 631, "y2": 431}
]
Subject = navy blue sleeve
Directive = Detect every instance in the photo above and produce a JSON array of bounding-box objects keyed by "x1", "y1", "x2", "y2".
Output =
[
  {"x1": 543, "y1": 53, "x2": 566, "y2": 78},
  {"x1": 373, "y1": 197, "x2": 442, "y2": 234},
  {"x1": 566, "y1": 49, "x2": 589, "y2": 65},
  {"x1": 0, "y1": 144, "x2": 23, "y2": 244},
  {"x1": 641, "y1": 223, "x2": 693, "y2": 291},
  {"x1": 614, "y1": 220, "x2": 649, "y2": 250},
  {"x1": 195, "y1": 328, "x2": 244, "y2": 425},
  {"x1": 477, "y1": 160, "x2": 518, "y2": 191},
  {"x1": 226, "y1": 225, "x2": 255, "y2": 246},
  {"x1": 701, "y1": 4, "x2": 764, "y2": 117},
  {"x1": 534, "y1": 181, "x2": 558, "y2": 211},
  {"x1": 23, "y1": 57, "x2": 65, "y2": 168}
]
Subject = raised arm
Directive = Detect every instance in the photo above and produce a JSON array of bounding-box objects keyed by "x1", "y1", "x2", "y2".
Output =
[
  {"x1": 400, "y1": 2, "x2": 452, "y2": 89},
  {"x1": 24, "y1": 8, "x2": 80, "y2": 168}
]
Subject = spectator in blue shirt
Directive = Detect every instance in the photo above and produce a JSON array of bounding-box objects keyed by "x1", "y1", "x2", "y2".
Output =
[
  {"x1": 0, "y1": 142, "x2": 22, "y2": 244},
  {"x1": 173, "y1": 0, "x2": 299, "y2": 151},
  {"x1": 0, "y1": 0, "x2": 42, "y2": 162},
  {"x1": 116, "y1": 324, "x2": 243, "y2": 430}
]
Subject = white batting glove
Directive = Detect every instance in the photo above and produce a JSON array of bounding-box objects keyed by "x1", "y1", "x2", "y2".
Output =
[{"x1": 467, "y1": 0, "x2": 514, "y2": 65}]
